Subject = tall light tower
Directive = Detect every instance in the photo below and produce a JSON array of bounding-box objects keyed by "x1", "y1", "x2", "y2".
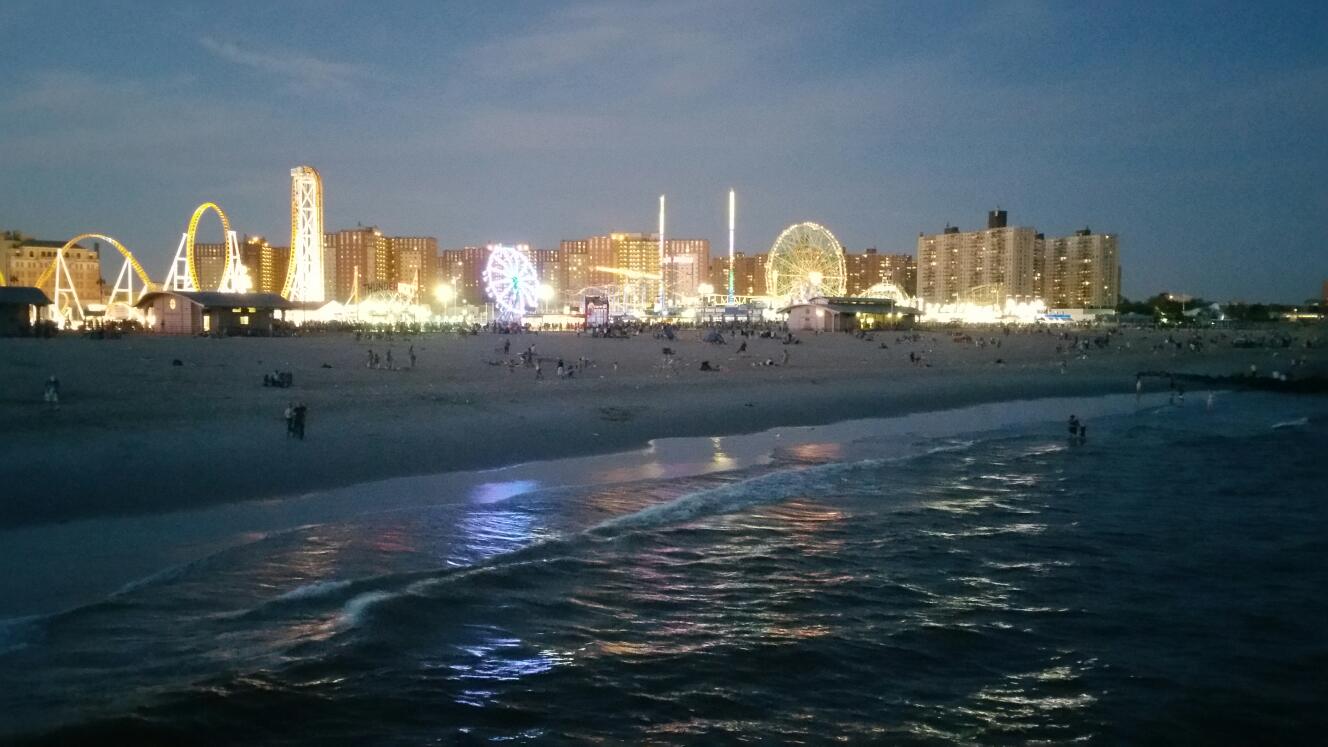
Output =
[
  {"x1": 657, "y1": 194, "x2": 666, "y2": 311},
  {"x1": 283, "y1": 165, "x2": 326, "y2": 302},
  {"x1": 727, "y1": 188, "x2": 736, "y2": 305}
]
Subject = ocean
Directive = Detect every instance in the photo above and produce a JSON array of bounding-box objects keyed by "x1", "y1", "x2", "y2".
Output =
[{"x1": 2, "y1": 392, "x2": 1326, "y2": 744}]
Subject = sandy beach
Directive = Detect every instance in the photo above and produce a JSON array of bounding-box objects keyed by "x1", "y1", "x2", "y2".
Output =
[{"x1": 1, "y1": 325, "x2": 1319, "y2": 527}]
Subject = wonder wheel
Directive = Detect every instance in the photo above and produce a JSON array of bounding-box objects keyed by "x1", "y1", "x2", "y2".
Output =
[{"x1": 765, "y1": 222, "x2": 847, "y2": 302}]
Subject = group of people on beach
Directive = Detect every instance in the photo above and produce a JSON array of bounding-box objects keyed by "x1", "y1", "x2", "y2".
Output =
[{"x1": 365, "y1": 345, "x2": 416, "y2": 370}]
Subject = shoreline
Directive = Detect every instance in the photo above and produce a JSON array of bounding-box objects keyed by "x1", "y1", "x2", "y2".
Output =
[
  {"x1": 1, "y1": 390, "x2": 1154, "y2": 620},
  {"x1": 2, "y1": 329, "x2": 1318, "y2": 528}
]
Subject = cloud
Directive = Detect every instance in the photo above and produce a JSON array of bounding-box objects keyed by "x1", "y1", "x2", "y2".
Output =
[
  {"x1": 199, "y1": 36, "x2": 373, "y2": 92},
  {"x1": 463, "y1": 1, "x2": 796, "y2": 99}
]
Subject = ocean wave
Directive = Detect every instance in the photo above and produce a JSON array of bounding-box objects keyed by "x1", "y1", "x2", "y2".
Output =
[{"x1": 0, "y1": 614, "x2": 43, "y2": 656}]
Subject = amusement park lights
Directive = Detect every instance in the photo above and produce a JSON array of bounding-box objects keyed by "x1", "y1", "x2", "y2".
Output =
[
  {"x1": 183, "y1": 202, "x2": 234, "y2": 291},
  {"x1": 482, "y1": 244, "x2": 539, "y2": 318},
  {"x1": 766, "y1": 222, "x2": 848, "y2": 302}
]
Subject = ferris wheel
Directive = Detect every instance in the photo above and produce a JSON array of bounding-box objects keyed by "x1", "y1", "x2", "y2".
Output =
[
  {"x1": 765, "y1": 222, "x2": 847, "y2": 301},
  {"x1": 482, "y1": 244, "x2": 539, "y2": 317}
]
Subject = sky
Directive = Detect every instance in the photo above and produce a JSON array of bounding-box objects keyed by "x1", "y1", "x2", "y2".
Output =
[{"x1": 1, "y1": 1, "x2": 1324, "y2": 302}]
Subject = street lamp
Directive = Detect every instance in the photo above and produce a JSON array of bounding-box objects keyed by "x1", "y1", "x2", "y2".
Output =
[{"x1": 435, "y1": 282, "x2": 456, "y2": 319}]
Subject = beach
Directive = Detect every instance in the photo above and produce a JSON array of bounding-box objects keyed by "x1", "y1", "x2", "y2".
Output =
[{"x1": 1, "y1": 324, "x2": 1317, "y2": 528}]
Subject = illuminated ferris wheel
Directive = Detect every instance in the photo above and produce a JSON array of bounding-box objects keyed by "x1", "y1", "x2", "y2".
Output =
[
  {"x1": 482, "y1": 245, "x2": 539, "y2": 317},
  {"x1": 765, "y1": 222, "x2": 847, "y2": 301}
]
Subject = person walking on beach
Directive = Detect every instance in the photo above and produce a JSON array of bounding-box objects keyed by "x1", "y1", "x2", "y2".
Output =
[
  {"x1": 284, "y1": 401, "x2": 295, "y2": 438},
  {"x1": 292, "y1": 401, "x2": 307, "y2": 440},
  {"x1": 386, "y1": 348, "x2": 394, "y2": 370},
  {"x1": 408, "y1": 345, "x2": 417, "y2": 369},
  {"x1": 43, "y1": 375, "x2": 60, "y2": 409}
]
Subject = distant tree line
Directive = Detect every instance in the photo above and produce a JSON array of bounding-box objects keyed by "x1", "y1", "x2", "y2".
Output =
[{"x1": 1116, "y1": 293, "x2": 1324, "y2": 322}]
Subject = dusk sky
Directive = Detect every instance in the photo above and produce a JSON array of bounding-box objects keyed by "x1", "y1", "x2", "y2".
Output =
[{"x1": 1, "y1": 1, "x2": 1324, "y2": 302}]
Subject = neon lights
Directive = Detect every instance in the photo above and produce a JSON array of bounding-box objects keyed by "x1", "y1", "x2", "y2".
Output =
[
  {"x1": 766, "y1": 222, "x2": 847, "y2": 302},
  {"x1": 283, "y1": 166, "x2": 325, "y2": 302},
  {"x1": 482, "y1": 244, "x2": 538, "y2": 318},
  {"x1": 184, "y1": 202, "x2": 233, "y2": 291}
]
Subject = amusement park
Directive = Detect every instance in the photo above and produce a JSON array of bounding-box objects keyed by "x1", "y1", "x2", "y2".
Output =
[{"x1": 1, "y1": 167, "x2": 1071, "y2": 338}]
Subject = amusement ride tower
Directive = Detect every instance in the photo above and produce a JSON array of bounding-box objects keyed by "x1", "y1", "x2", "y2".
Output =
[{"x1": 283, "y1": 165, "x2": 326, "y2": 302}]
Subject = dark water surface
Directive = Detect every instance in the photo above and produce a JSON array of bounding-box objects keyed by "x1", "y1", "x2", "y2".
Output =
[{"x1": 3, "y1": 393, "x2": 1326, "y2": 744}]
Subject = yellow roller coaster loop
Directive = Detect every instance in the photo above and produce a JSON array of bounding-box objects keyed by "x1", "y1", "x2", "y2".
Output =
[
  {"x1": 33, "y1": 234, "x2": 155, "y2": 293},
  {"x1": 185, "y1": 202, "x2": 233, "y2": 291}
]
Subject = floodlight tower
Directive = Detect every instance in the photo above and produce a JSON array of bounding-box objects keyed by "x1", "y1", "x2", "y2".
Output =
[
  {"x1": 657, "y1": 194, "x2": 666, "y2": 311},
  {"x1": 727, "y1": 188, "x2": 736, "y2": 305},
  {"x1": 283, "y1": 165, "x2": 326, "y2": 302}
]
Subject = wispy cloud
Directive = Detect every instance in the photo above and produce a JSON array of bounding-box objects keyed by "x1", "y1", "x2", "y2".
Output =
[
  {"x1": 199, "y1": 36, "x2": 373, "y2": 92},
  {"x1": 465, "y1": 1, "x2": 795, "y2": 99}
]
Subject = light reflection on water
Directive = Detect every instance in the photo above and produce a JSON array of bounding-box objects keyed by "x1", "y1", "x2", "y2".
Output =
[{"x1": 4, "y1": 393, "x2": 1325, "y2": 744}]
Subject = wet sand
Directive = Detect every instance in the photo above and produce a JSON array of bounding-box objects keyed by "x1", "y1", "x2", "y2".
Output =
[{"x1": 1, "y1": 326, "x2": 1317, "y2": 527}]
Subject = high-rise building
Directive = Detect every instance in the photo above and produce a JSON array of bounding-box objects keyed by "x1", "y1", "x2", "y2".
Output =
[
  {"x1": 437, "y1": 246, "x2": 487, "y2": 306},
  {"x1": 610, "y1": 232, "x2": 659, "y2": 278},
  {"x1": 558, "y1": 239, "x2": 593, "y2": 293},
  {"x1": 1037, "y1": 228, "x2": 1120, "y2": 309},
  {"x1": 916, "y1": 213, "x2": 1039, "y2": 306},
  {"x1": 560, "y1": 233, "x2": 709, "y2": 299},
  {"x1": 844, "y1": 248, "x2": 917, "y2": 296},
  {"x1": 238, "y1": 237, "x2": 290, "y2": 295},
  {"x1": 189, "y1": 242, "x2": 229, "y2": 291},
  {"x1": 709, "y1": 252, "x2": 767, "y2": 298},
  {"x1": 325, "y1": 226, "x2": 393, "y2": 301},
  {"x1": 391, "y1": 236, "x2": 438, "y2": 298},
  {"x1": 1, "y1": 235, "x2": 102, "y2": 302},
  {"x1": 663, "y1": 238, "x2": 710, "y2": 300},
  {"x1": 559, "y1": 240, "x2": 593, "y2": 297},
  {"x1": 535, "y1": 248, "x2": 565, "y2": 300}
]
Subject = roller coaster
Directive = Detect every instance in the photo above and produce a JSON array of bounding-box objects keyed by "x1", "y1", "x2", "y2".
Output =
[{"x1": 27, "y1": 201, "x2": 250, "y2": 325}]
